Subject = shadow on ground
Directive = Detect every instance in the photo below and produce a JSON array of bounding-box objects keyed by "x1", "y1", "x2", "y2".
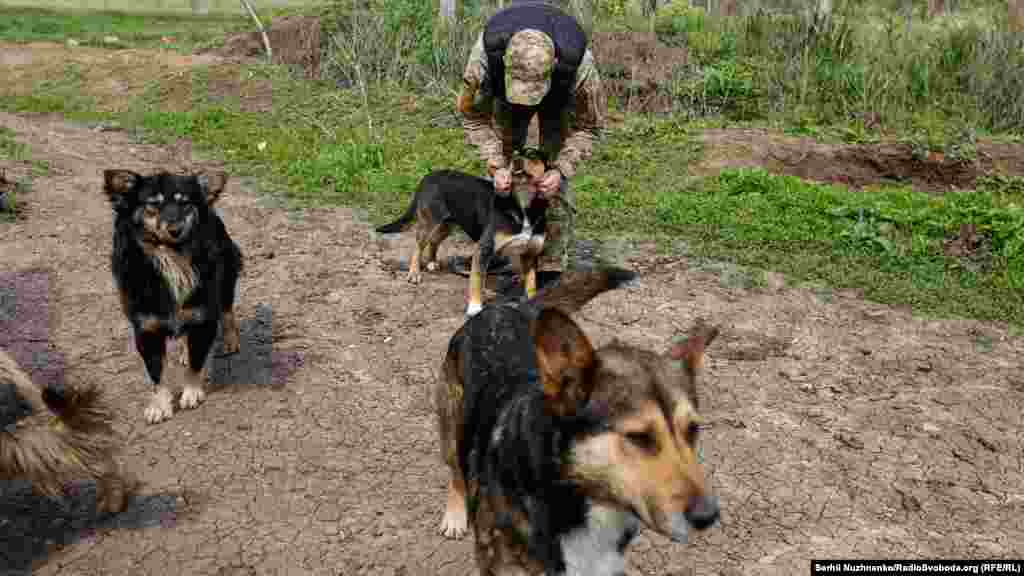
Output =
[
  {"x1": 0, "y1": 480, "x2": 186, "y2": 574},
  {"x1": 206, "y1": 303, "x2": 302, "y2": 392}
]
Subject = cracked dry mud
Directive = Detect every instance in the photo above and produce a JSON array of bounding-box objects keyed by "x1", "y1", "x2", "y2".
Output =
[{"x1": 0, "y1": 108, "x2": 1021, "y2": 576}]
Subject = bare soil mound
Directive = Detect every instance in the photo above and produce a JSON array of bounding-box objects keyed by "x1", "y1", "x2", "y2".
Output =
[
  {"x1": 697, "y1": 128, "x2": 1024, "y2": 193},
  {"x1": 206, "y1": 15, "x2": 322, "y2": 79},
  {"x1": 591, "y1": 30, "x2": 688, "y2": 114}
]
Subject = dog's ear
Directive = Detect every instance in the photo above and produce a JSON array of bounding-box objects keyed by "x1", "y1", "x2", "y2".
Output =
[
  {"x1": 667, "y1": 319, "x2": 719, "y2": 383},
  {"x1": 532, "y1": 308, "x2": 597, "y2": 418},
  {"x1": 197, "y1": 171, "x2": 228, "y2": 206},
  {"x1": 103, "y1": 169, "x2": 141, "y2": 208}
]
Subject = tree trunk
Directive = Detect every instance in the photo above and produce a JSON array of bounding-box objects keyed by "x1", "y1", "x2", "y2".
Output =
[
  {"x1": 927, "y1": 0, "x2": 945, "y2": 19},
  {"x1": 191, "y1": 0, "x2": 209, "y2": 15},
  {"x1": 1011, "y1": 0, "x2": 1024, "y2": 34},
  {"x1": 719, "y1": 0, "x2": 738, "y2": 16},
  {"x1": 818, "y1": 0, "x2": 831, "y2": 18}
]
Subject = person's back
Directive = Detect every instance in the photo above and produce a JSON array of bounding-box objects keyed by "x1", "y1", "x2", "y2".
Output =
[{"x1": 455, "y1": 0, "x2": 606, "y2": 275}]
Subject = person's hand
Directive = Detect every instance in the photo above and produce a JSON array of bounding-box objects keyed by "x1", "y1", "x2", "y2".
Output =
[
  {"x1": 493, "y1": 167, "x2": 513, "y2": 196},
  {"x1": 536, "y1": 169, "x2": 562, "y2": 199}
]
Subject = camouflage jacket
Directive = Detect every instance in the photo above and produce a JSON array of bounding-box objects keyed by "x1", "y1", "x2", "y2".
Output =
[{"x1": 456, "y1": 33, "x2": 606, "y2": 180}]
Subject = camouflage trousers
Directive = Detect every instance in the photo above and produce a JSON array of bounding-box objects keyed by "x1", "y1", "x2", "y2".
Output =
[{"x1": 542, "y1": 176, "x2": 576, "y2": 271}]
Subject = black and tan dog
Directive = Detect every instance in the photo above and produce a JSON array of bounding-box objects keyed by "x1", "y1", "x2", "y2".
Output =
[
  {"x1": 1, "y1": 348, "x2": 128, "y2": 514},
  {"x1": 376, "y1": 151, "x2": 551, "y2": 317},
  {"x1": 434, "y1": 268, "x2": 721, "y2": 575},
  {"x1": 103, "y1": 169, "x2": 242, "y2": 424}
]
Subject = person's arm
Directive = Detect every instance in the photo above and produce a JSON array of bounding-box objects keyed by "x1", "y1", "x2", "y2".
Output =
[
  {"x1": 457, "y1": 34, "x2": 507, "y2": 175},
  {"x1": 552, "y1": 49, "x2": 606, "y2": 180}
]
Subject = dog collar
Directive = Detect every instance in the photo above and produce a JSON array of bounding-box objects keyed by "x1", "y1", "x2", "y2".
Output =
[{"x1": 526, "y1": 367, "x2": 540, "y2": 388}]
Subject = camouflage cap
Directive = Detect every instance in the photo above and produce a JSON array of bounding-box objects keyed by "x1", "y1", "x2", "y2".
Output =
[{"x1": 503, "y1": 29, "x2": 555, "y2": 106}]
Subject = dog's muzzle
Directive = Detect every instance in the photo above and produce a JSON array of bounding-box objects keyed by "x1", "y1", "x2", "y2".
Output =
[
  {"x1": 161, "y1": 209, "x2": 196, "y2": 243},
  {"x1": 668, "y1": 495, "x2": 720, "y2": 543}
]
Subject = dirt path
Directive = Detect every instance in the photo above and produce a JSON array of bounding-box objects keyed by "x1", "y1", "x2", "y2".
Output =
[{"x1": 1, "y1": 106, "x2": 1022, "y2": 576}]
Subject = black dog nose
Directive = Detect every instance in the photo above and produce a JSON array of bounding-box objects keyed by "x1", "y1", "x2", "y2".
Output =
[{"x1": 685, "y1": 495, "x2": 720, "y2": 530}]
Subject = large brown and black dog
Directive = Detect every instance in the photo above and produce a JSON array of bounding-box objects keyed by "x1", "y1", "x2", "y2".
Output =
[
  {"x1": 1, "y1": 348, "x2": 127, "y2": 514},
  {"x1": 434, "y1": 267, "x2": 721, "y2": 575},
  {"x1": 103, "y1": 169, "x2": 243, "y2": 424}
]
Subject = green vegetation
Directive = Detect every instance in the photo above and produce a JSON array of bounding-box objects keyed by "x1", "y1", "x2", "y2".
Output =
[
  {"x1": 0, "y1": 0, "x2": 295, "y2": 15},
  {"x1": 0, "y1": 6, "x2": 247, "y2": 51},
  {"x1": 0, "y1": 0, "x2": 1022, "y2": 324},
  {"x1": 646, "y1": 1, "x2": 1024, "y2": 139},
  {"x1": 0, "y1": 126, "x2": 49, "y2": 217}
]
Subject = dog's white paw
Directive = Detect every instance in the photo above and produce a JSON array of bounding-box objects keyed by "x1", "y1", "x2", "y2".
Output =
[
  {"x1": 439, "y1": 507, "x2": 469, "y2": 540},
  {"x1": 179, "y1": 384, "x2": 206, "y2": 410},
  {"x1": 426, "y1": 261, "x2": 439, "y2": 272},
  {"x1": 465, "y1": 302, "x2": 483, "y2": 317},
  {"x1": 144, "y1": 387, "x2": 174, "y2": 424}
]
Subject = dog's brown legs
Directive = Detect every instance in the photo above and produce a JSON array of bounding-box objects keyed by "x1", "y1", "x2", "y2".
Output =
[
  {"x1": 138, "y1": 330, "x2": 174, "y2": 424},
  {"x1": 95, "y1": 457, "x2": 129, "y2": 515},
  {"x1": 219, "y1": 308, "x2": 240, "y2": 356},
  {"x1": 466, "y1": 250, "x2": 484, "y2": 317},
  {"x1": 408, "y1": 233, "x2": 425, "y2": 285},
  {"x1": 407, "y1": 247, "x2": 423, "y2": 284},
  {"x1": 519, "y1": 253, "x2": 539, "y2": 298},
  {"x1": 422, "y1": 222, "x2": 450, "y2": 273},
  {"x1": 440, "y1": 470, "x2": 469, "y2": 539},
  {"x1": 180, "y1": 324, "x2": 215, "y2": 411}
]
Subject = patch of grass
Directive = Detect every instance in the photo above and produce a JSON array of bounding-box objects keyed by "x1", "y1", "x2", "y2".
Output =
[
  {"x1": 570, "y1": 116, "x2": 1020, "y2": 324},
  {"x1": 0, "y1": 127, "x2": 48, "y2": 176},
  {"x1": 3, "y1": 0, "x2": 259, "y2": 11},
  {"x1": 648, "y1": 168, "x2": 1022, "y2": 324},
  {"x1": 103, "y1": 64, "x2": 481, "y2": 221},
  {"x1": 0, "y1": 127, "x2": 28, "y2": 161},
  {"x1": 0, "y1": 60, "x2": 109, "y2": 125},
  {"x1": 0, "y1": 128, "x2": 47, "y2": 218},
  {"x1": 0, "y1": 6, "x2": 248, "y2": 52},
  {"x1": 2, "y1": 20, "x2": 1021, "y2": 326}
]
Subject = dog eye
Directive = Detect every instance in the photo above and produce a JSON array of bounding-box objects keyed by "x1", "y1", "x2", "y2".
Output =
[{"x1": 625, "y1": 431, "x2": 657, "y2": 452}]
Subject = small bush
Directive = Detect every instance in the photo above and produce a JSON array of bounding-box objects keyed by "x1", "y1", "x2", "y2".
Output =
[{"x1": 321, "y1": 0, "x2": 487, "y2": 93}]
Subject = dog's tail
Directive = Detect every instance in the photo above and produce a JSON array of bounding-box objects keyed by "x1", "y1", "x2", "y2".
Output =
[
  {"x1": 0, "y1": 350, "x2": 120, "y2": 499},
  {"x1": 525, "y1": 266, "x2": 638, "y2": 317},
  {"x1": 375, "y1": 198, "x2": 418, "y2": 234}
]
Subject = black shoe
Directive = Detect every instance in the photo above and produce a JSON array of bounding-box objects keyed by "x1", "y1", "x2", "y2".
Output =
[{"x1": 447, "y1": 255, "x2": 515, "y2": 277}]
